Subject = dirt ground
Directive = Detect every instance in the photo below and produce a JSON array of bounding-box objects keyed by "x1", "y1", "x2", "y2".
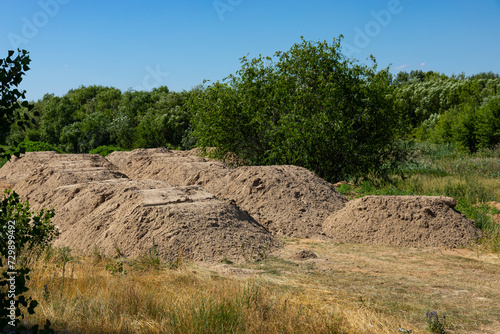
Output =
[{"x1": 225, "y1": 238, "x2": 500, "y2": 334}]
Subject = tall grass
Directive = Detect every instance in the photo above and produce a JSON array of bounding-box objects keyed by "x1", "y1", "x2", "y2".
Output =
[{"x1": 20, "y1": 252, "x2": 401, "y2": 334}]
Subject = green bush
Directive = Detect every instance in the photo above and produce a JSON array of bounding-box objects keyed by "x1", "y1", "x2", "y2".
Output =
[
  {"x1": 17, "y1": 141, "x2": 62, "y2": 153},
  {"x1": 189, "y1": 37, "x2": 404, "y2": 181},
  {"x1": 89, "y1": 145, "x2": 125, "y2": 157},
  {"x1": 1, "y1": 190, "x2": 58, "y2": 332}
]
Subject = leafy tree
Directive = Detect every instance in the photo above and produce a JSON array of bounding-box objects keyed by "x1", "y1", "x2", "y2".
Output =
[
  {"x1": 59, "y1": 111, "x2": 112, "y2": 153},
  {"x1": 189, "y1": 36, "x2": 403, "y2": 181},
  {"x1": 110, "y1": 90, "x2": 153, "y2": 149},
  {"x1": 39, "y1": 95, "x2": 76, "y2": 145},
  {"x1": 475, "y1": 95, "x2": 500, "y2": 150},
  {"x1": 0, "y1": 49, "x2": 34, "y2": 159}
]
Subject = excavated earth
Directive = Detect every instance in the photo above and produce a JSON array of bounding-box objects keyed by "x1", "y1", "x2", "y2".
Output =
[
  {"x1": 0, "y1": 149, "x2": 482, "y2": 262},
  {"x1": 0, "y1": 152, "x2": 278, "y2": 262},
  {"x1": 323, "y1": 195, "x2": 480, "y2": 247},
  {"x1": 107, "y1": 149, "x2": 348, "y2": 238}
]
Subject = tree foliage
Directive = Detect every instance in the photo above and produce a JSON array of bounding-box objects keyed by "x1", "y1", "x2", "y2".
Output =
[
  {"x1": 189, "y1": 37, "x2": 403, "y2": 181},
  {"x1": 9, "y1": 86, "x2": 193, "y2": 153},
  {"x1": 0, "y1": 49, "x2": 34, "y2": 159}
]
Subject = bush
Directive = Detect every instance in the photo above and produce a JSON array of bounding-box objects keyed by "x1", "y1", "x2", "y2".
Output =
[
  {"x1": 189, "y1": 37, "x2": 404, "y2": 181},
  {"x1": 89, "y1": 145, "x2": 125, "y2": 157},
  {"x1": 17, "y1": 141, "x2": 62, "y2": 153},
  {"x1": 1, "y1": 190, "x2": 58, "y2": 332}
]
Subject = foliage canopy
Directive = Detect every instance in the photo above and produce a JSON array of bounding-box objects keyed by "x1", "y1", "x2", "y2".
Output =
[{"x1": 189, "y1": 37, "x2": 402, "y2": 181}]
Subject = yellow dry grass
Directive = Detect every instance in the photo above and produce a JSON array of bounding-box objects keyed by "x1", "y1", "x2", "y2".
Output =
[{"x1": 18, "y1": 239, "x2": 500, "y2": 334}]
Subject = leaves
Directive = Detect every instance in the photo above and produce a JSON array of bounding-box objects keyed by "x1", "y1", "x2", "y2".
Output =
[{"x1": 189, "y1": 37, "x2": 403, "y2": 181}]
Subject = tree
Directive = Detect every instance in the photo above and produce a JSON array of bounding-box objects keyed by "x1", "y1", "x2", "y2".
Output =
[
  {"x1": 189, "y1": 36, "x2": 403, "y2": 181},
  {"x1": 0, "y1": 49, "x2": 33, "y2": 159}
]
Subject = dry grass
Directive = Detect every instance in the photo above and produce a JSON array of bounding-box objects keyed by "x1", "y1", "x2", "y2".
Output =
[{"x1": 18, "y1": 240, "x2": 500, "y2": 334}]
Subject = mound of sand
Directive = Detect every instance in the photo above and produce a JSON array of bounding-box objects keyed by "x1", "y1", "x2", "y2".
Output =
[
  {"x1": 1, "y1": 150, "x2": 482, "y2": 256},
  {"x1": 0, "y1": 151, "x2": 60, "y2": 183},
  {"x1": 106, "y1": 148, "x2": 231, "y2": 185},
  {"x1": 51, "y1": 179, "x2": 278, "y2": 262},
  {"x1": 323, "y1": 195, "x2": 481, "y2": 248},
  {"x1": 200, "y1": 166, "x2": 348, "y2": 238},
  {"x1": 107, "y1": 149, "x2": 348, "y2": 238},
  {"x1": 0, "y1": 152, "x2": 278, "y2": 263},
  {"x1": 0, "y1": 152, "x2": 127, "y2": 208}
]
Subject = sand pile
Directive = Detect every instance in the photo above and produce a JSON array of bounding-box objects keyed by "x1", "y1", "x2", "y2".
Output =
[
  {"x1": 0, "y1": 152, "x2": 278, "y2": 262},
  {"x1": 106, "y1": 149, "x2": 348, "y2": 238},
  {"x1": 1, "y1": 150, "x2": 482, "y2": 256},
  {"x1": 106, "y1": 148, "x2": 231, "y2": 185},
  {"x1": 50, "y1": 179, "x2": 278, "y2": 262},
  {"x1": 323, "y1": 195, "x2": 481, "y2": 248},
  {"x1": 201, "y1": 166, "x2": 348, "y2": 238},
  {"x1": 0, "y1": 151, "x2": 59, "y2": 183},
  {"x1": 2, "y1": 153, "x2": 127, "y2": 205}
]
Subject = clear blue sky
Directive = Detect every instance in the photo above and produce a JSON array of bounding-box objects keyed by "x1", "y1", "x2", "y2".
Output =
[{"x1": 1, "y1": 0, "x2": 499, "y2": 101}]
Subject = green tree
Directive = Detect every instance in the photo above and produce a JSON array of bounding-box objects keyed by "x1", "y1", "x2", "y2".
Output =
[
  {"x1": 0, "y1": 49, "x2": 34, "y2": 159},
  {"x1": 475, "y1": 95, "x2": 500, "y2": 150},
  {"x1": 189, "y1": 36, "x2": 403, "y2": 181}
]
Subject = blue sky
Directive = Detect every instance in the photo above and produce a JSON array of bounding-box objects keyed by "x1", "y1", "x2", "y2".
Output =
[{"x1": 1, "y1": 0, "x2": 499, "y2": 101}]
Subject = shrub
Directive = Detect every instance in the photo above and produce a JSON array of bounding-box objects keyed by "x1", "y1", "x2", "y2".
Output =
[
  {"x1": 89, "y1": 145, "x2": 125, "y2": 157},
  {"x1": 189, "y1": 36, "x2": 404, "y2": 181},
  {"x1": 1, "y1": 190, "x2": 58, "y2": 332},
  {"x1": 17, "y1": 141, "x2": 62, "y2": 153}
]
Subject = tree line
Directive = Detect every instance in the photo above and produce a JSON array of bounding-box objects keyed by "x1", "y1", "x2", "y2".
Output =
[{"x1": 2, "y1": 39, "x2": 500, "y2": 182}]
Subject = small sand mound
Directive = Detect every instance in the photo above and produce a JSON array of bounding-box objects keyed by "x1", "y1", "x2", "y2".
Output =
[
  {"x1": 323, "y1": 195, "x2": 481, "y2": 248},
  {"x1": 106, "y1": 149, "x2": 348, "y2": 238}
]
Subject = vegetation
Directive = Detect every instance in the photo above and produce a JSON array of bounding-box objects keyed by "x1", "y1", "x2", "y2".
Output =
[
  {"x1": 17, "y1": 239, "x2": 500, "y2": 334},
  {"x1": 5, "y1": 86, "x2": 193, "y2": 156},
  {"x1": 1, "y1": 190, "x2": 58, "y2": 332},
  {"x1": 189, "y1": 37, "x2": 403, "y2": 182},
  {"x1": 0, "y1": 49, "x2": 36, "y2": 160},
  {"x1": 1, "y1": 38, "x2": 500, "y2": 333}
]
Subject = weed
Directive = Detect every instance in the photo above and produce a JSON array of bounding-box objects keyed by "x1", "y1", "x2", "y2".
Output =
[
  {"x1": 165, "y1": 251, "x2": 183, "y2": 269},
  {"x1": 105, "y1": 260, "x2": 126, "y2": 275},
  {"x1": 426, "y1": 310, "x2": 447, "y2": 334},
  {"x1": 132, "y1": 241, "x2": 162, "y2": 271}
]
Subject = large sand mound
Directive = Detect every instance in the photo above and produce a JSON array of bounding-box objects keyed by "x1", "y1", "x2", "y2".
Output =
[
  {"x1": 50, "y1": 179, "x2": 278, "y2": 262},
  {"x1": 107, "y1": 149, "x2": 348, "y2": 238},
  {"x1": 323, "y1": 195, "x2": 481, "y2": 247},
  {"x1": 0, "y1": 152, "x2": 278, "y2": 262}
]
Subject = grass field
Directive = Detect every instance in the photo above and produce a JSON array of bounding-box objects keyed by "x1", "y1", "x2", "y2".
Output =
[{"x1": 18, "y1": 239, "x2": 500, "y2": 334}]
